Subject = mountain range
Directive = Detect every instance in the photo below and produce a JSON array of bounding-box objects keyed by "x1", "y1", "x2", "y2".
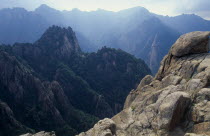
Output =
[
  {"x1": 0, "y1": 26, "x2": 150, "y2": 136},
  {"x1": 0, "y1": 5, "x2": 210, "y2": 73}
]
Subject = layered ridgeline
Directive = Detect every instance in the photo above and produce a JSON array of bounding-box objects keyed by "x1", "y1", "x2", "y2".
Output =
[
  {"x1": 0, "y1": 26, "x2": 150, "y2": 136},
  {"x1": 1, "y1": 5, "x2": 210, "y2": 73},
  {"x1": 75, "y1": 32, "x2": 210, "y2": 136}
]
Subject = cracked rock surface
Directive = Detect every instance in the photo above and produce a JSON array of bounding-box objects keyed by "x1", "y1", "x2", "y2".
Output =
[{"x1": 77, "y1": 31, "x2": 210, "y2": 136}]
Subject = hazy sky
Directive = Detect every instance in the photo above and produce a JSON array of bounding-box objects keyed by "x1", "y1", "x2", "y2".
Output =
[{"x1": 0, "y1": 0, "x2": 210, "y2": 19}]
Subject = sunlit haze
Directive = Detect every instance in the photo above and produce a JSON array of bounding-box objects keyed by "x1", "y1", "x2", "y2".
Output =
[{"x1": 0, "y1": 0, "x2": 210, "y2": 19}]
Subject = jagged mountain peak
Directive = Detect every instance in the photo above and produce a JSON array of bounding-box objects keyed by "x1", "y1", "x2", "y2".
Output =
[
  {"x1": 35, "y1": 4, "x2": 55, "y2": 12},
  {"x1": 118, "y1": 6, "x2": 149, "y2": 13},
  {"x1": 117, "y1": 6, "x2": 150, "y2": 17},
  {"x1": 35, "y1": 26, "x2": 81, "y2": 56},
  {"x1": 37, "y1": 4, "x2": 50, "y2": 9}
]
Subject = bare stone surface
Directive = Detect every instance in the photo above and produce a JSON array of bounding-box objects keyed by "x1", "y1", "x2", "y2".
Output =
[
  {"x1": 184, "y1": 133, "x2": 208, "y2": 136},
  {"x1": 171, "y1": 31, "x2": 210, "y2": 57},
  {"x1": 137, "y1": 75, "x2": 153, "y2": 90},
  {"x1": 20, "y1": 131, "x2": 56, "y2": 136},
  {"x1": 77, "y1": 31, "x2": 210, "y2": 136},
  {"x1": 76, "y1": 118, "x2": 116, "y2": 136}
]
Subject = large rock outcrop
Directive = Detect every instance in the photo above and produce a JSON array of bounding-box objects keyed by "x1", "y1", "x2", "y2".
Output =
[
  {"x1": 171, "y1": 31, "x2": 210, "y2": 57},
  {"x1": 77, "y1": 31, "x2": 210, "y2": 136}
]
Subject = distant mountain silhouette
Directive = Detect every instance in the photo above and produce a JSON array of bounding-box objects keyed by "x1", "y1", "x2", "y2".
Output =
[
  {"x1": 0, "y1": 5, "x2": 210, "y2": 73},
  {"x1": 157, "y1": 14, "x2": 210, "y2": 34}
]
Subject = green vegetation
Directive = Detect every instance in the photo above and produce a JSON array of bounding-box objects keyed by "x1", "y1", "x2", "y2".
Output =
[
  {"x1": 131, "y1": 106, "x2": 136, "y2": 111},
  {"x1": 0, "y1": 26, "x2": 151, "y2": 136},
  {"x1": 73, "y1": 47, "x2": 151, "y2": 114}
]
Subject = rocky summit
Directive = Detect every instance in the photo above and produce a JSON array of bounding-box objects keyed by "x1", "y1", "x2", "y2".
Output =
[{"x1": 76, "y1": 31, "x2": 210, "y2": 136}]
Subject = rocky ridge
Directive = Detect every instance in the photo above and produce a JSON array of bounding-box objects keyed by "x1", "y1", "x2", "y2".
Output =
[{"x1": 77, "y1": 31, "x2": 210, "y2": 136}]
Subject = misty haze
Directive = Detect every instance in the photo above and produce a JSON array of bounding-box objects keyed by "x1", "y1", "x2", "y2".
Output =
[{"x1": 0, "y1": 0, "x2": 210, "y2": 136}]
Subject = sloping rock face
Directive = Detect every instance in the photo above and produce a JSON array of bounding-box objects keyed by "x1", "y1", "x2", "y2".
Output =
[
  {"x1": 78, "y1": 118, "x2": 116, "y2": 136},
  {"x1": 34, "y1": 26, "x2": 81, "y2": 58},
  {"x1": 0, "y1": 50, "x2": 83, "y2": 136},
  {"x1": 20, "y1": 131, "x2": 56, "y2": 136},
  {"x1": 77, "y1": 31, "x2": 210, "y2": 136},
  {"x1": 171, "y1": 31, "x2": 210, "y2": 57}
]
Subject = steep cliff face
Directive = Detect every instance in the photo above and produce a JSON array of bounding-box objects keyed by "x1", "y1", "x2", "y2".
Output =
[
  {"x1": 101, "y1": 17, "x2": 179, "y2": 74},
  {"x1": 0, "y1": 50, "x2": 98, "y2": 136},
  {"x1": 35, "y1": 26, "x2": 81, "y2": 58},
  {"x1": 77, "y1": 31, "x2": 210, "y2": 136}
]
